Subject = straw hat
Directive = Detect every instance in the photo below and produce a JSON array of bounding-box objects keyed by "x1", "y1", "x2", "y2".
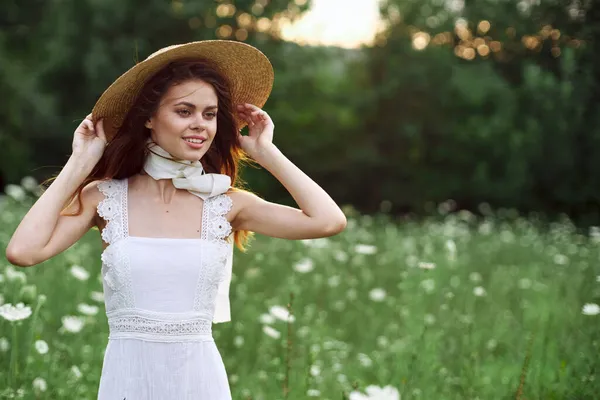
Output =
[{"x1": 91, "y1": 40, "x2": 274, "y2": 142}]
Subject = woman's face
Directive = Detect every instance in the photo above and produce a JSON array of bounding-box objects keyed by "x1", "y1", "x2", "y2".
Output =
[{"x1": 146, "y1": 79, "x2": 218, "y2": 161}]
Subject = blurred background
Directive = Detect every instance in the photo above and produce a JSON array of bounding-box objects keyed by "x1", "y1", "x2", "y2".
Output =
[
  {"x1": 2, "y1": 0, "x2": 598, "y2": 224},
  {"x1": 2, "y1": 1, "x2": 600, "y2": 399}
]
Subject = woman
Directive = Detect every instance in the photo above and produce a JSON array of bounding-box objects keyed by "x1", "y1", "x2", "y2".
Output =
[{"x1": 5, "y1": 40, "x2": 347, "y2": 399}]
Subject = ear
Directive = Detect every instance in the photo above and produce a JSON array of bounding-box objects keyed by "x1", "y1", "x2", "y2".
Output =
[{"x1": 145, "y1": 119, "x2": 152, "y2": 129}]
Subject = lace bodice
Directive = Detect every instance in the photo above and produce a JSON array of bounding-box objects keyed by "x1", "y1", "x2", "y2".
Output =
[{"x1": 96, "y1": 178, "x2": 234, "y2": 341}]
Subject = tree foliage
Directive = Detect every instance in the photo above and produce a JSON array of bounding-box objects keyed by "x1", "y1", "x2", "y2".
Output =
[{"x1": 2, "y1": 0, "x2": 600, "y2": 223}]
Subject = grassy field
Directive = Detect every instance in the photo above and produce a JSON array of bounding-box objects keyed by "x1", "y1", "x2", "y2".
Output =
[{"x1": 0, "y1": 185, "x2": 599, "y2": 399}]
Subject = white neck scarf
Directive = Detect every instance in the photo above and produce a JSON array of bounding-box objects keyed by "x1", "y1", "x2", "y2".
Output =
[
  {"x1": 143, "y1": 141, "x2": 232, "y2": 200},
  {"x1": 143, "y1": 140, "x2": 234, "y2": 324}
]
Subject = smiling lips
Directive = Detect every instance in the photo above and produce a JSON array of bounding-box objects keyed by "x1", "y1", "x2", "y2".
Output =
[{"x1": 183, "y1": 136, "x2": 206, "y2": 149}]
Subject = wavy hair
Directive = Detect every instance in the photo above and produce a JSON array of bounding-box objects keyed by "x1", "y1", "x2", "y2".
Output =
[{"x1": 59, "y1": 59, "x2": 257, "y2": 252}]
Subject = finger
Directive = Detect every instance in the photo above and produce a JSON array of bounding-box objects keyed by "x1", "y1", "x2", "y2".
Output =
[
  {"x1": 250, "y1": 110, "x2": 264, "y2": 123},
  {"x1": 237, "y1": 113, "x2": 251, "y2": 123},
  {"x1": 83, "y1": 119, "x2": 95, "y2": 131},
  {"x1": 244, "y1": 103, "x2": 260, "y2": 111},
  {"x1": 96, "y1": 119, "x2": 107, "y2": 143}
]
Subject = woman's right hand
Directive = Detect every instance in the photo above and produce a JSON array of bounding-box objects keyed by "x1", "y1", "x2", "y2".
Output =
[{"x1": 72, "y1": 113, "x2": 107, "y2": 164}]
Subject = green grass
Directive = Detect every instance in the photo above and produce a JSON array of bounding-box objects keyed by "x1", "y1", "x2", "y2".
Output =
[{"x1": 1, "y1": 191, "x2": 599, "y2": 399}]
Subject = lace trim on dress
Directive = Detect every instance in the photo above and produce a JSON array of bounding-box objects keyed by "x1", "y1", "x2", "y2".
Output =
[
  {"x1": 193, "y1": 194, "x2": 233, "y2": 313},
  {"x1": 202, "y1": 194, "x2": 234, "y2": 241},
  {"x1": 97, "y1": 179, "x2": 134, "y2": 311},
  {"x1": 97, "y1": 179, "x2": 127, "y2": 245},
  {"x1": 107, "y1": 309, "x2": 213, "y2": 342}
]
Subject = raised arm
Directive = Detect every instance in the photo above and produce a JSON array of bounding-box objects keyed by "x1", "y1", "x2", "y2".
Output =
[
  {"x1": 5, "y1": 115, "x2": 107, "y2": 267},
  {"x1": 232, "y1": 104, "x2": 347, "y2": 240}
]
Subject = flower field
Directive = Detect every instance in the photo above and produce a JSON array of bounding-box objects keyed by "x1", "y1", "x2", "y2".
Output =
[{"x1": 1, "y1": 181, "x2": 599, "y2": 399}]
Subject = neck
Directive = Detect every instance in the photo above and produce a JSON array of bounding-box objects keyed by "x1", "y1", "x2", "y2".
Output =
[{"x1": 134, "y1": 173, "x2": 179, "y2": 204}]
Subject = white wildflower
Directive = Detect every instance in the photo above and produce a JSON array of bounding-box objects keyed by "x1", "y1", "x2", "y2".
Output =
[
  {"x1": 310, "y1": 365, "x2": 321, "y2": 376},
  {"x1": 5, "y1": 184, "x2": 26, "y2": 201},
  {"x1": 90, "y1": 291, "x2": 104, "y2": 302},
  {"x1": 424, "y1": 314, "x2": 436, "y2": 325},
  {"x1": 5, "y1": 266, "x2": 27, "y2": 284},
  {"x1": 327, "y1": 275, "x2": 341, "y2": 287},
  {"x1": 518, "y1": 278, "x2": 532, "y2": 289},
  {"x1": 333, "y1": 300, "x2": 346, "y2": 311},
  {"x1": 355, "y1": 244, "x2": 377, "y2": 255},
  {"x1": 369, "y1": 288, "x2": 386, "y2": 302},
  {"x1": 445, "y1": 239, "x2": 457, "y2": 260},
  {"x1": 405, "y1": 255, "x2": 418, "y2": 268},
  {"x1": 418, "y1": 262, "x2": 436, "y2": 270},
  {"x1": 77, "y1": 303, "x2": 99, "y2": 316},
  {"x1": 377, "y1": 336, "x2": 389, "y2": 348},
  {"x1": 589, "y1": 226, "x2": 600, "y2": 243},
  {"x1": 553, "y1": 254, "x2": 568, "y2": 265},
  {"x1": 234, "y1": 336, "x2": 244, "y2": 348},
  {"x1": 473, "y1": 286, "x2": 487, "y2": 297},
  {"x1": 0, "y1": 303, "x2": 33, "y2": 321},
  {"x1": 469, "y1": 272, "x2": 482, "y2": 282},
  {"x1": 420, "y1": 279, "x2": 435, "y2": 293},
  {"x1": 269, "y1": 305, "x2": 295, "y2": 322},
  {"x1": 349, "y1": 385, "x2": 400, "y2": 400},
  {"x1": 259, "y1": 313, "x2": 275, "y2": 325},
  {"x1": 293, "y1": 258, "x2": 314, "y2": 273},
  {"x1": 61, "y1": 316, "x2": 85, "y2": 333},
  {"x1": 20, "y1": 176, "x2": 38, "y2": 192},
  {"x1": 0, "y1": 337, "x2": 10, "y2": 352},
  {"x1": 333, "y1": 250, "x2": 349, "y2": 262},
  {"x1": 582, "y1": 303, "x2": 600, "y2": 316},
  {"x1": 262, "y1": 325, "x2": 281, "y2": 339},
  {"x1": 478, "y1": 221, "x2": 493, "y2": 235},
  {"x1": 357, "y1": 353, "x2": 373, "y2": 367},
  {"x1": 70, "y1": 265, "x2": 89, "y2": 281},
  {"x1": 297, "y1": 326, "x2": 310, "y2": 338},
  {"x1": 32, "y1": 377, "x2": 47, "y2": 392},
  {"x1": 34, "y1": 340, "x2": 49, "y2": 355},
  {"x1": 70, "y1": 365, "x2": 82, "y2": 379},
  {"x1": 307, "y1": 389, "x2": 321, "y2": 397}
]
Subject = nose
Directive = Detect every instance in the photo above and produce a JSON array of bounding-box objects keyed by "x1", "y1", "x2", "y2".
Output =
[{"x1": 189, "y1": 115, "x2": 205, "y2": 131}]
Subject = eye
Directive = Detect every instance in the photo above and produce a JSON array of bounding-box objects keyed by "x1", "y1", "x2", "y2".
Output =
[
  {"x1": 205, "y1": 112, "x2": 217, "y2": 119},
  {"x1": 176, "y1": 109, "x2": 191, "y2": 117}
]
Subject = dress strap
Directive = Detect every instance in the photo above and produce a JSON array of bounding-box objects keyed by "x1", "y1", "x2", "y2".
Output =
[
  {"x1": 198, "y1": 193, "x2": 234, "y2": 323},
  {"x1": 97, "y1": 179, "x2": 129, "y2": 245},
  {"x1": 201, "y1": 194, "x2": 233, "y2": 241}
]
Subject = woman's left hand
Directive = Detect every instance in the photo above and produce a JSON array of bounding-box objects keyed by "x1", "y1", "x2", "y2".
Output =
[{"x1": 236, "y1": 103, "x2": 275, "y2": 160}]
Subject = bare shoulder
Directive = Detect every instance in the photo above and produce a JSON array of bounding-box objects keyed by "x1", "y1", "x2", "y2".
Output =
[
  {"x1": 63, "y1": 179, "x2": 111, "y2": 229},
  {"x1": 225, "y1": 189, "x2": 263, "y2": 232}
]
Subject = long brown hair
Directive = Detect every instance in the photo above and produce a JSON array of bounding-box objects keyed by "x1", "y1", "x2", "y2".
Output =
[{"x1": 59, "y1": 59, "x2": 257, "y2": 252}]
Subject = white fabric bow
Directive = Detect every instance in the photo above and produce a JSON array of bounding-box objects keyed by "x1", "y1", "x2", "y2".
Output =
[
  {"x1": 143, "y1": 140, "x2": 234, "y2": 324},
  {"x1": 143, "y1": 141, "x2": 232, "y2": 200}
]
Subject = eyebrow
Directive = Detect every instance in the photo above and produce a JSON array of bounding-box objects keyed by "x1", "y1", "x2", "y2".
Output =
[{"x1": 173, "y1": 102, "x2": 218, "y2": 110}]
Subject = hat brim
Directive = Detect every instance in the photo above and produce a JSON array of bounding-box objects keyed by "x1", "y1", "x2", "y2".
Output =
[{"x1": 91, "y1": 40, "x2": 274, "y2": 141}]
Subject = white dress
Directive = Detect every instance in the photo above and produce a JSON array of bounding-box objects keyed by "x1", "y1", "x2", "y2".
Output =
[{"x1": 95, "y1": 178, "x2": 234, "y2": 400}]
